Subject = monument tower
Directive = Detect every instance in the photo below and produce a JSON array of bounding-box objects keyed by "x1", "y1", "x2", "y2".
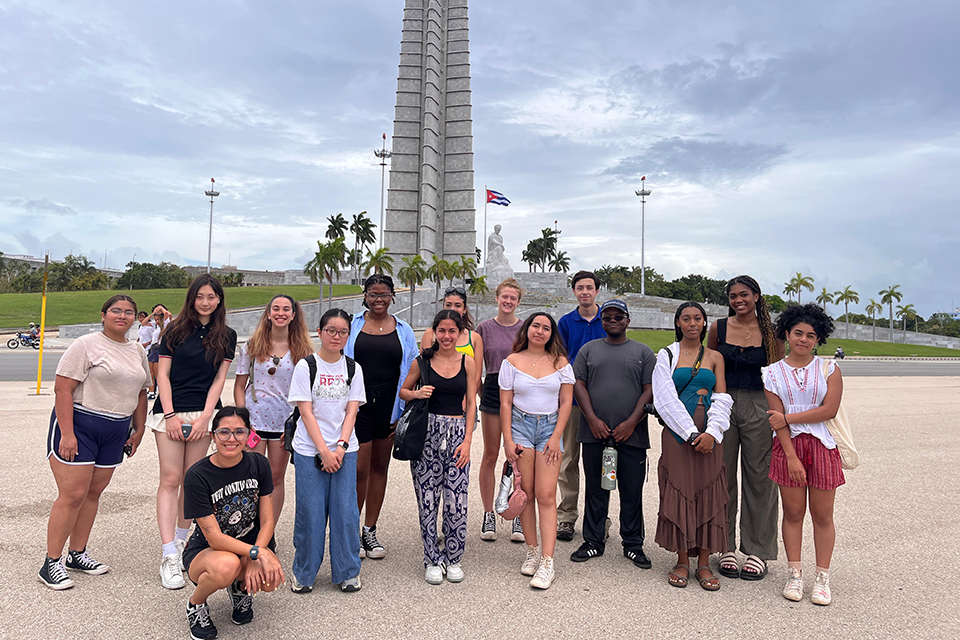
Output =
[{"x1": 383, "y1": 0, "x2": 476, "y2": 264}]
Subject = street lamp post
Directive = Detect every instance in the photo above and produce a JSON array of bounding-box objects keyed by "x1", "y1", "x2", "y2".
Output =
[
  {"x1": 374, "y1": 134, "x2": 393, "y2": 249},
  {"x1": 204, "y1": 178, "x2": 220, "y2": 274},
  {"x1": 634, "y1": 176, "x2": 652, "y2": 296}
]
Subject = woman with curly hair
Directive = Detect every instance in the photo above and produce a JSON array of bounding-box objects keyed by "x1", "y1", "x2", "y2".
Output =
[
  {"x1": 234, "y1": 295, "x2": 314, "y2": 522},
  {"x1": 763, "y1": 303, "x2": 844, "y2": 606},
  {"x1": 707, "y1": 275, "x2": 784, "y2": 581},
  {"x1": 498, "y1": 312, "x2": 573, "y2": 589}
]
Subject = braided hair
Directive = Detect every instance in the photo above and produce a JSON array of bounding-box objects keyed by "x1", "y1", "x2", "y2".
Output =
[
  {"x1": 726, "y1": 275, "x2": 778, "y2": 365},
  {"x1": 362, "y1": 274, "x2": 395, "y2": 309}
]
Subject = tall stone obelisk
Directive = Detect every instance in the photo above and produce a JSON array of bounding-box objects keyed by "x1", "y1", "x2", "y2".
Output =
[{"x1": 384, "y1": 0, "x2": 476, "y2": 264}]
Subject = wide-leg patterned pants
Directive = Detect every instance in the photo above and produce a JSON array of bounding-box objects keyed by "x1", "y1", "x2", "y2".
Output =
[{"x1": 411, "y1": 413, "x2": 469, "y2": 568}]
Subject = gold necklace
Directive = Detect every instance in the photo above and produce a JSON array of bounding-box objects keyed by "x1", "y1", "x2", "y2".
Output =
[
  {"x1": 529, "y1": 352, "x2": 548, "y2": 367},
  {"x1": 734, "y1": 316, "x2": 756, "y2": 339}
]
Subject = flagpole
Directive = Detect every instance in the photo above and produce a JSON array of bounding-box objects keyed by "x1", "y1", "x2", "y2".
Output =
[{"x1": 483, "y1": 184, "x2": 487, "y2": 270}]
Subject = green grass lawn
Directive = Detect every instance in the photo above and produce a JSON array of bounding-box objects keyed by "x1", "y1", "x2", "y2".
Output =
[
  {"x1": 0, "y1": 284, "x2": 361, "y2": 329},
  {"x1": 626, "y1": 331, "x2": 960, "y2": 358}
]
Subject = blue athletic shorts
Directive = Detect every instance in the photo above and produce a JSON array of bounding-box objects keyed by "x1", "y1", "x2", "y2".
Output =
[{"x1": 47, "y1": 405, "x2": 132, "y2": 468}]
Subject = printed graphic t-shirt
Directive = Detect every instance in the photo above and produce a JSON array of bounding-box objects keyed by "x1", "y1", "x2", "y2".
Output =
[
  {"x1": 183, "y1": 451, "x2": 274, "y2": 554},
  {"x1": 287, "y1": 354, "x2": 366, "y2": 456}
]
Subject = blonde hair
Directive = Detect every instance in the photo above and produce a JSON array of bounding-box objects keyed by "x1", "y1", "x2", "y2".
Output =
[
  {"x1": 246, "y1": 295, "x2": 314, "y2": 364},
  {"x1": 495, "y1": 277, "x2": 523, "y2": 301}
]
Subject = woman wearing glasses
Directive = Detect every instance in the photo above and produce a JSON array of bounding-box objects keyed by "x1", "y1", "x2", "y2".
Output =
[
  {"x1": 420, "y1": 286, "x2": 484, "y2": 404},
  {"x1": 287, "y1": 309, "x2": 366, "y2": 594},
  {"x1": 234, "y1": 295, "x2": 314, "y2": 523},
  {"x1": 343, "y1": 275, "x2": 418, "y2": 559},
  {"x1": 182, "y1": 406, "x2": 283, "y2": 640},
  {"x1": 39, "y1": 295, "x2": 151, "y2": 590},
  {"x1": 152, "y1": 274, "x2": 237, "y2": 590}
]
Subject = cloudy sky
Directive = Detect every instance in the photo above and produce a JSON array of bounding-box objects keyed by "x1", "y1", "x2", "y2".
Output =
[{"x1": 1, "y1": 0, "x2": 957, "y2": 317}]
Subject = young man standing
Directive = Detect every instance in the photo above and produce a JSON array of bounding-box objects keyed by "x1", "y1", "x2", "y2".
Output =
[
  {"x1": 570, "y1": 299, "x2": 656, "y2": 569},
  {"x1": 556, "y1": 271, "x2": 606, "y2": 541}
]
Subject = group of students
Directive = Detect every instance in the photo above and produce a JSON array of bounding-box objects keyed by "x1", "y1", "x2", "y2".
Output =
[{"x1": 40, "y1": 270, "x2": 847, "y2": 638}]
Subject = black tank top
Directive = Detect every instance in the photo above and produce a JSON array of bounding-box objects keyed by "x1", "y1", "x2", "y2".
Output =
[
  {"x1": 427, "y1": 354, "x2": 467, "y2": 416},
  {"x1": 354, "y1": 330, "x2": 403, "y2": 389},
  {"x1": 716, "y1": 318, "x2": 767, "y2": 390}
]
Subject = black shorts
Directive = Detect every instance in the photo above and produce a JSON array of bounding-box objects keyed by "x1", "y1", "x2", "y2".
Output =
[
  {"x1": 256, "y1": 430, "x2": 283, "y2": 441},
  {"x1": 479, "y1": 373, "x2": 500, "y2": 415},
  {"x1": 147, "y1": 344, "x2": 160, "y2": 363},
  {"x1": 355, "y1": 383, "x2": 397, "y2": 443},
  {"x1": 184, "y1": 536, "x2": 277, "y2": 581}
]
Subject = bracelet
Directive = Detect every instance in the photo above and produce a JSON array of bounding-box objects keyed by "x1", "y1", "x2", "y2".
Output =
[
  {"x1": 783, "y1": 414, "x2": 789, "y2": 425},
  {"x1": 164, "y1": 412, "x2": 176, "y2": 419}
]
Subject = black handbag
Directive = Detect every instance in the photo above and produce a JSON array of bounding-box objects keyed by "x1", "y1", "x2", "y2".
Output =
[{"x1": 392, "y1": 356, "x2": 431, "y2": 461}]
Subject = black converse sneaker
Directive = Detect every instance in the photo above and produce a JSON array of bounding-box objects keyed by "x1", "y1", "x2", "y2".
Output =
[
  {"x1": 38, "y1": 557, "x2": 75, "y2": 590},
  {"x1": 187, "y1": 601, "x2": 218, "y2": 640},
  {"x1": 362, "y1": 525, "x2": 386, "y2": 559},
  {"x1": 228, "y1": 581, "x2": 254, "y2": 625},
  {"x1": 480, "y1": 511, "x2": 497, "y2": 541},
  {"x1": 65, "y1": 548, "x2": 110, "y2": 575}
]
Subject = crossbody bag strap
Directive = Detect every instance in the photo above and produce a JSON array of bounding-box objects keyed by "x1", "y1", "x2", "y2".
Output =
[
  {"x1": 248, "y1": 353, "x2": 258, "y2": 403},
  {"x1": 676, "y1": 345, "x2": 705, "y2": 397}
]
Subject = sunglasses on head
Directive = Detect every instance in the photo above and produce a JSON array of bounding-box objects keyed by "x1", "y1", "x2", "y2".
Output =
[{"x1": 444, "y1": 286, "x2": 466, "y2": 296}]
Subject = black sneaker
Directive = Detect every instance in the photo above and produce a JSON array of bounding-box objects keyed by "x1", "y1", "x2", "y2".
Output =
[
  {"x1": 228, "y1": 581, "x2": 254, "y2": 625},
  {"x1": 624, "y1": 548, "x2": 652, "y2": 569},
  {"x1": 361, "y1": 525, "x2": 386, "y2": 559},
  {"x1": 38, "y1": 556, "x2": 75, "y2": 590},
  {"x1": 556, "y1": 522, "x2": 575, "y2": 541},
  {"x1": 65, "y1": 548, "x2": 110, "y2": 575},
  {"x1": 187, "y1": 601, "x2": 218, "y2": 640},
  {"x1": 570, "y1": 542, "x2": 604, "y2": 563}
]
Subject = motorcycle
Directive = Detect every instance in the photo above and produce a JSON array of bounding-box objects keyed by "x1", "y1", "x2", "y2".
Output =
[
  {"x1": 834, "y1": 347, "x2": 845, "y2": 360},
  {"x1": 6, "y1": 332, "x2": 40, "y2": 349}
]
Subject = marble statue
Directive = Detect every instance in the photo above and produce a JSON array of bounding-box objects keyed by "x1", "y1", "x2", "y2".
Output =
[{"x1": 486, "y1": 224, "x2": 515, "y2": 284}]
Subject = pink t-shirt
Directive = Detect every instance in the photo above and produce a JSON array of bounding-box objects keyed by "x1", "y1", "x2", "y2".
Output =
[{"x1": 475, "y1": 318, "x2": 522, "y2": 376}]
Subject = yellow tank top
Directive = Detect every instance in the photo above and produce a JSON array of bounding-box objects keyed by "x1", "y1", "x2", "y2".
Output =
[{"x1": 455, "y1": 331, "x2": 475, "y2": 358}]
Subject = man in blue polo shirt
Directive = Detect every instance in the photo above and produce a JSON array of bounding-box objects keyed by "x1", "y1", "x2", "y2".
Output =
[{"x1": 556, "y1": 270, "x2": 606, "y2": 541}]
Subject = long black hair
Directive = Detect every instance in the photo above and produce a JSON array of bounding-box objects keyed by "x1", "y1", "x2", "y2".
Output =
[
  {"x1": 674, "y1": 301, "x2": 708, "y2": 343},
  {"x1": 421, "y1": 310, "x2": 465, "y2": 360},
  {"x1": 163, "y1": 274, "x2": 231, "y2": 365},
  {"x1": 320, "y1": 307, "x2": 353, "y2": 330},
  {"x1": 726, "y1": 275, "x2": 778, "y2": 365}
]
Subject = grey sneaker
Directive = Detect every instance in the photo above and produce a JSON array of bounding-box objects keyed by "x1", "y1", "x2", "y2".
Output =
[
  {"x1": 557, "y1": 521, "x2": 575, "y2": 541},
  {"x1": 290, "y1": 574, "x2": 313, "y2": 594},
  {"x1": 340, "y1": 575, "x2": 362, "y2": 592}
]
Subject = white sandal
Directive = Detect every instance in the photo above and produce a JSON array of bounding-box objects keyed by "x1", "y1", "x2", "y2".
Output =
[{"x1": 718, "y1": 552, "x2": 740, "y2": 578}]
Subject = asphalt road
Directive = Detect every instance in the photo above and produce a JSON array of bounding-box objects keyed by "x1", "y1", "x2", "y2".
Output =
[{"x1": 3, "y1": 350, "x2": 960, "y2": 381}]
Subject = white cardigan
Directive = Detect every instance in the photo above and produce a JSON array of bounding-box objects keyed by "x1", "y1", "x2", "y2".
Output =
[{"x1": 652, "y1": 342, "x2": 733, "y2": 443}]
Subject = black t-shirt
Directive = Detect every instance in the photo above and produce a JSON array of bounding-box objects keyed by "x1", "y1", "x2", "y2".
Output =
[
  {"x1": 183, "y1": 452, "x2": 274, "y2": 555},
  {"x1": 153, "y1": 323, "x2": 237, "y2": 413}
]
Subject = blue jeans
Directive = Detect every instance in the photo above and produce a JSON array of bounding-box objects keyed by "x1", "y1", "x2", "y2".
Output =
[{"x1": 292, "y1": 451, "x2": 361, "y2": 585}]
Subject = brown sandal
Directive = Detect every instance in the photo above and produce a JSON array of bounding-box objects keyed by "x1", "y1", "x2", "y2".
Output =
[
  {"x1": 668, "y1": 564, "x2": 689, "y2": 588},
  {"x1": 697, "y1": 566, "x2": 721, "y2": 591}
]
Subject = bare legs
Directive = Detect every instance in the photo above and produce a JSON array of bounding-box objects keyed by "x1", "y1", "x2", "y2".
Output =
[
  {"x1": 479, "y1": 411, "x2": 502, "y2": 512},
  {"x1": 514, "y1": 448, "x2": 561, "y2": 557},
  {"x1": 156, "y1": 432, "x2": 211, "y2": 544},
  {"x1": 356, "y1": 436, "x2": 394, "y2": 527},
  {"x1": 781, "y1": 485, "x2": 836, "y2": 569},
  {"x1": 46, "y1": 459, "x2": 115, "y2": 557}
]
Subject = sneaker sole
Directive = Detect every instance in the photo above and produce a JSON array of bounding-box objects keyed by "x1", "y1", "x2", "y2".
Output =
[
  {"x1": 479, "y1": 531, "x2": 497, "y2": 541},
  {"x1": 446, "y1": 573, "x2": 464, "y2": 583},
  {"x1": 66, "y1": 564, "x2": 110, "y2": 575},
  {"x1": 232, "y1": 615, "x2": 254, "y2": 626},
  {"x1": 530, "y1": 576, "x2": 554, "y2": 589},
  {"x1": 160, "y1": 570, "x2": 185, "y2": 590},
  {"x1": 364, "y1": 548, "x2": 386, "y2": 559},
  {"x1": 510, "y1": 534, "x2": 525, "y2": 543},
  {"x1": 38, "y1": 572, "x2": 74, "y2": 590}
]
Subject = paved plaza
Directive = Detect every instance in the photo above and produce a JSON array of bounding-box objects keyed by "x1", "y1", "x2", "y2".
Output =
[{"x1": 0, "y1": 376, "x2": 956, "y2": 639}]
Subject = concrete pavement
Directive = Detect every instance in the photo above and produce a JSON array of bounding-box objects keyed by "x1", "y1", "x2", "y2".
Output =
[{"x1": 0, "y1": 377, "x2": 957, "y2": 639}]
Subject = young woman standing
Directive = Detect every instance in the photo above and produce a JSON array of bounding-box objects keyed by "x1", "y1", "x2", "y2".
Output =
[
  {"x1": 400, "y1": 310, "x2": 477, "y2": 584},
  {"x1": 420, "y1": 286, "x2": 484, "y2": 399},
  {"x1": 148, "y1": 304, "x2": 173, "y2": 398},
  {"x1": 183, "y1": 406, "x2": 283, "y2": 640},
  {"x1": 652, "y1": 302, "x2": 733, "y2": 591},
  {"x1": 234, "y1": 294, "x2": 314, "y2": 522},
  {"x1": 763, "y1": 304, "x2": 844, "y2": 606},
  {"x1": 475, "y1": 278, "x2": 524, "y2": 542},
  {"x1": 137, "y1": 312, "x2": 156, "y2": 397},
  {"x1": 151, "y1": 274, "x2": 237, "y2": 590},
  {"x1": 498, "y1": 312, "x2": 573, "y2": 589},
  {"x1": 343, "y1": 275, "x2": 418, "y2": 559},
  {"x1": 706, "y1": 275, "x2": 783, "y2": 581},
  {"x1": 287, "y1": 309, "x2": 366, "y2": 594},
  {"x1": 39, "y1": 295, "x2": 151, "y2": 590}
]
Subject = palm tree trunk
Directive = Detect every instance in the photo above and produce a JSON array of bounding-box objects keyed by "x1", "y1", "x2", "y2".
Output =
[
  {"x1": 327, "y1": 277, "x2": 334, "y2": 309},
  {"x1": 889, "y1": 305, "x2": 894, "y2": 342},
  {"x1": 872, "y1": 315, "x2": 876, "y2": 342},
  {"x1": 845, "y1": 303, "x2": 849, "y2": 338},
  {"x1": 409, "y1": 284, "x2": 416, "y2": 327}
]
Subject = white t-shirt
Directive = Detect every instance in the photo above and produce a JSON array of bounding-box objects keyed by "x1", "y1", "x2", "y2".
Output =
[
  {"x1": 152, "y1": 317, "x2": 171, "y2": 344},
  {"x1": 287, "y1": 354, "x2": 366, "y2": 455},
  {"x1": 137, "y1": 322, "x2": 155, "y2": 347},
  {"x1": 235, "y1": 344, "x2": 295, "y2": 433},
  {"x1": 762, "y1": 356, "x2": 838, "y2": 448},
  {"x1": 498, "y1": 359, "x2": 575, "y2": 415},
  {"x1": 56, "y1": 332, "x2": 151, "y2": 416}
]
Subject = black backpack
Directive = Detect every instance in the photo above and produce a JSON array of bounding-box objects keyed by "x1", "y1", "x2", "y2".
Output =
[{"x1": 283, "y1": 355, "x2": 356, "y2": 455}]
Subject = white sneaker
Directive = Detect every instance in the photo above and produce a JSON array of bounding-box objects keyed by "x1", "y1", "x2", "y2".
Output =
[
  {"x1": 530, "y1": 556, "x2": 555, "y2": 589},
  {"x1": 521, "y1": 545, "x2": 540, "y2": 576},
  {"x1": 811, "y1": 571, "x2": 832, "y2": 606},
  {"x1": 445, "y1": 563, "x2": 464, "y2": 583},
  {"x1": 176, "y1": 538, "x2": 186, "y2": 571},
  {"x1": 424, "y1": 564, "x2": 444, "y2": 585},
  {"x1": 782, "y1": 568, "x2": 803, "y2": 602},
  {"x1": 160, "y1": 553, "x2": 185, "y2": 590}
]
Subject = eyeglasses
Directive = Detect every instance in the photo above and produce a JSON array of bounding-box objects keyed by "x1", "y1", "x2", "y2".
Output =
[
  {"x1": 601, "y1": 314, "x2": 628, "y2": 323},
  {"x1": 267, "y1": 355, "x2": 281, "y2": 375},
  {"x1": 214, "y1": 427, "x2": 251, "y2": 441},
  {"x1": 323, "y1": 327, "x2": 350, "y2": 338},
  {"x1": 107, "y1": 308, "x2": 137, "y2": 317},
  {"x1": 365, "y1": 292, "x2": 392, "y2": 300},
  {"x1": 444, "y1": 286, "x2": 466, "y2": 296}
]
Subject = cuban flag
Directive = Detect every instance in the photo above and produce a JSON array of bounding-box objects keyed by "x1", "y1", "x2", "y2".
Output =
[{"x1": 486, "y1": 189, "x2": 510, "y2": 206}]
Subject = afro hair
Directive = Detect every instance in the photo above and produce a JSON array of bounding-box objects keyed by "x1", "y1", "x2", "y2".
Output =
[{"x1": 774, "y1": 303, "x2": 835, "y2": 346}]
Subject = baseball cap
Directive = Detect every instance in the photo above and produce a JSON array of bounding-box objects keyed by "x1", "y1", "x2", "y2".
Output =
[{"x1": 599, "y1": 299, "x2": 629, "y2": 316}]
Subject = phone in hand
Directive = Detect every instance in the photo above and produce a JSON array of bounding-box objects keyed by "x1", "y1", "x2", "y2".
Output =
[
  {"x1": 314, "y1": 454, "x2": 324, "y2": 470},
  {"x1": 181, "y1": 423, "x2": 193, "y2": 439},
  {"x1": 246, "y1": 430, "x2": 261, "y2": 449},
  {"x1": 123, "y1": 443, "x2": 133, "y2": 457}
]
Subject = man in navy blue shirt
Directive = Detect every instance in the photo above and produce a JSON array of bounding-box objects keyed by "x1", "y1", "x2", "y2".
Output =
[{"x1": 556, "y1": 271, "x2": 606, "y2": 541}]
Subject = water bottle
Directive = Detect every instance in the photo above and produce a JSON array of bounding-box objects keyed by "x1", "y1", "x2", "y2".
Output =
[
  {"x1": 494, "y1": 463, "x2": 513, "y2": 514},
  {"x1": 601, "y1": 443, "x2": 617, "y2": 490}
]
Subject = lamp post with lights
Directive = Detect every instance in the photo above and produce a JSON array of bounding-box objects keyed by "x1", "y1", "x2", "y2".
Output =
[
  {"x1": 204, "y1": 178, "x2": 220, "y2": 274},
  {"x1": 634, "y1": 176, "x2": 652, "y2": 296},
  {"x1": 374, "y1": 134, "x2": 393, "y2": 249}
]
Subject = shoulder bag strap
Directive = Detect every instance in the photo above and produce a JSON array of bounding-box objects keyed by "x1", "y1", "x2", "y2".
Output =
[{"x1": 676, "y1": 346, "x2": 705, "y2": 397}]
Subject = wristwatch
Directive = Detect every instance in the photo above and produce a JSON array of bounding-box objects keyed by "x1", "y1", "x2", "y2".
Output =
[
  {"x1": 249, "y1": 545, "x2": 259, "y2": 560},
  {"x1": 337, "y1": 439, "x2": 349, "y2": 451}
]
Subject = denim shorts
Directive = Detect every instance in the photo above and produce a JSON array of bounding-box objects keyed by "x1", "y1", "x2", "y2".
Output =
[{"x1": 510, "y1": 407, "x2": 562, "y2": 453}]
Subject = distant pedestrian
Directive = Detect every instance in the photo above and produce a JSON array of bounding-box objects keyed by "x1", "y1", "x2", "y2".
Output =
[
  {"x1": 475, "y1": 278, "x2": 524, "y2": 542},
  {"x1": 137, "y1": 312, "x2": 156, "y2": 397},
  {"x1": 764, "y1": 304, "x2": 844, "y2": 606},
  {"x1": 39, "y1": 294, "x2": 150, "y2": 590}
]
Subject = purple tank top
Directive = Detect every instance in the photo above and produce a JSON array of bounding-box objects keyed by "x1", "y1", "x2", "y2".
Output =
[{"x1": 476, "y1": 318, "x2": 522, "y2": 376}]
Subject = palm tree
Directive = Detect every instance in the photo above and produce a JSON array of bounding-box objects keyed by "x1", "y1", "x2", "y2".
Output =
[
  {"x1": 427, "y1": 255, "x2": 453, "y2": 308},
  {"x1": 896, "y1": 304, "x2": 916, "y2": 341},
  {"x1": 783, "y1": 280, "x2": 800, "y2": 302},
  {"x1": 834, "y1": 285, "x2": 860, "y2": 338},
  {"x1": 879, "y1": 285, "x2": 903, "y2": 342},
  {"x1": 816, "y1": 287, "x2": 835, "y2": 312},
  {"x1": 325, "y1": 213, "x2": 348, "y2": 240},
  {"x1": 865, "y1": 298, "x2": 882, "y2": 342},
  {"x1": 468, "y1": 275, "x2": 489, "y2": 319},
  {"x1": 448, "y1": 260, "x2": 462, "y2": 288},
  {"x1": 350, "y1": 212, "x2": 377, "y2": 283},
  {"x1": 549, "y1": 250, "x2": 571, "y2": 273},
  {"x1": 303, "y1": 238, "x2": 347, "y2": 312},
  {"x1": 458, "y1": 256, "x2": 478, "y2": 284},
  {"x1": 363, "y1": 247, "x2": 394, "y2": 276},
  {"x1": 522, "y1": 239, "x2": 543, "y2": 273},
  {"x1": 788, "y1": 272, "x2": 815, "y2": 304},
  {"x1": 397, "y1": 255, "x2": 427, "y2": 327}
]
